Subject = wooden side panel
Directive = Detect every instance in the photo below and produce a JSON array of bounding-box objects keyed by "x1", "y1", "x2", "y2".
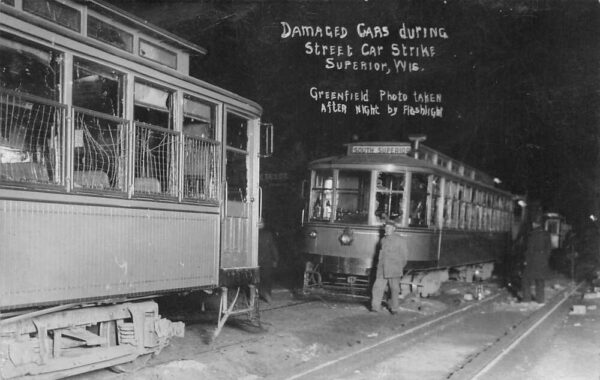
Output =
[
  {"x1": 0, "y1": 199, "x2": 219, "y2": 310},
  {"x1": 437, "y1": 230, "x2": 509, "y2": 267},
  {"x1": 302, "y1": 224, "x2": 509, "y2": 274}
]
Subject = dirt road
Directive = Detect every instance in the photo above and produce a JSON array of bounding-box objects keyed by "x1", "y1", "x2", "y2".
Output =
[{"x1": 74, "y1": 275, "x2": 596, "y2": 380}]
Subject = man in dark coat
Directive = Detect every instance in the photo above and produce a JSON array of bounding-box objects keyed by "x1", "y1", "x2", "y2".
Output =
[
  {"x1": 522, "y1": 216, "x2": 552, "y2": 303},
  {"x1": 371, "y1": 222, "x2": 408, "y2": 313},
  {"x1": 259, "y1": 219, "x2": 279, "y2": 303}
]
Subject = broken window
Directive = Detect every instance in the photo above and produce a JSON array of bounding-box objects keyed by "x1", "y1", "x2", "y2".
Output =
[
  {"x1": 71, "y1": 59, "x2": 127, "y2": 192},
  {"x1": 0, "y1": 35, "x2": 62, "y2": 100},
  {"x1": 0, "y1": 36, "x2": 64, "y2": 186},
  {"x1": 73, "y1": 58, "x2": 124, "y2": 117},
  {"x1": 133, "y1": 81, "x2": 177, "y2": 197},
  {"x1": 183, "y1": 95, "x2": 218, "y2": 201},
  {"x1": 375, "y1": 172, "x2": 405, "y2": 225}
]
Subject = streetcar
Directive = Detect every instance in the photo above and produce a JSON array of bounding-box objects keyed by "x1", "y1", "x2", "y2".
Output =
[
  {"x1": 0, "y1": 1, "x2": 272, "y2": 378},
  {"x1": 543, "y1": 212, "x2": 571, "y2": 250},
  {"x1": 542, "y1": 212, "x2": 575, "y2": 275},
  {"x1": 301, "y1": 136, "x2": 517, "y2": 297}
]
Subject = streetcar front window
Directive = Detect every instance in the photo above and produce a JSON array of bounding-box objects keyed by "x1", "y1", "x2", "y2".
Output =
[
  {"x1": 375, "y1": 172, "x2": 405, "y2": 224},
  {"x1": 310, "y1": 170, "x2": 333, "y2": 221},
  {"x1": 335, "y1": 170, "x2": 370, "y2": 224}
]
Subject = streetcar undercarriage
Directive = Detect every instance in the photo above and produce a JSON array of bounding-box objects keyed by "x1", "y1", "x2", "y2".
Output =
[
  {"x1": 0, "y1": 301, "x2": 183, "y2": 379},
  {"x1": 303, "y1": 259, "x2": 495, "y2": 298}
]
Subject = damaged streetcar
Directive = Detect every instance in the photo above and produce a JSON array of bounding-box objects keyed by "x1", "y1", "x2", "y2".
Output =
[
  {"x1": 0, "y1": 0, "x2": 272, "y2": 378},
  {"x1": 302, "y1": 137, "x2": 518, "y2": 297}
]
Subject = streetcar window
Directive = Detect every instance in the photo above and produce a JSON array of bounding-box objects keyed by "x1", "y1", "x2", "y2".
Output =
[
  {"x1": 430, "y1": 176, "x2": 441, "y2": 228},
  {"x1": 73, "y1": 58, "x2": 124, "y2": 117},
  {"x1": 443, "y1": 181, "x2": 452, "y2": 227},
  {"x1": 476, "y1": 190, "x2": 484, "y2": 230},
  {"x1": 183, "y1": 96, "x2": 218, "y2": 201},
  {"x1": 183, "y1": 96, "x2": 215, "y2": 140},
  {"x1": 71, "y1": 58, "x2": 130, "y2": 192},
  {"x1": 409, "y1": 173, "x2": 428, "y2": 227},
  {"x1": 226, "y1": 149, "x2": 247, "y2": 201},
  {"x1": 134, "y1": 81, "x2": 173, "y2": 128},
  {"x1": 133, "y1": 81, "x2": 177, "y2": 196},
  {"x1": 226, "y1": 113, "x2": 248, "y2": 151},
  {"x1": 0, "y1": 35, "x2": 62, "y2": 100},
  {"x1": 88, "y1": 16, "x2": 134, "y2": 53},
  {"x1": 469, "y1": 187, "x2": 477, "y2": 230},
  {"x1": 335, "y1": 170, "x2": 370, "y2": 224},
  {"x1": 71, "y1": 59, "x2": 127, "y2": 192},
  {"x1": 0, "y1": 36, "x2": 63, "y2": 186},
  {"x1": 375, "y1": 172, "x2": 405, "y2": 225},
  {"x1": 454, "y1": 183, "x2": 462, "y2": 228},
  {"x1": 23, "y1": 0, "x2": 81, "y2": 32},
  {"x1": 225, "y1": 113, "x2": 249, "y2": 202},
  {"x1": 139, "y1": 39, "x2": 177, "y2": 70},
  {"x1": 310, "y1": 170, "x2": 333, "y2": 221},
  {"x1": 464, "y1": 186, "x2": 473, "y2": 230}
]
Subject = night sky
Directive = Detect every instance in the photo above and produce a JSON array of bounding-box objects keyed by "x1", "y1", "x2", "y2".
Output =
[{"x1": 111, "y1": 0, "x2": 599, "y2": 227}]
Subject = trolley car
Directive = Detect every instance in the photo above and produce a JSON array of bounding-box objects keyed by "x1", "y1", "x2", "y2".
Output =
[
  {"x1": 302, "y1": 137, "x2": 516, "y2": 297},
  {"x1": 0, "y1": 1, "x2": 272, "y2": 378}
]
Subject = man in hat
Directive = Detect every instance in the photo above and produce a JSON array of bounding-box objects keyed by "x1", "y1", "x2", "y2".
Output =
[
  {"x1": 522, "y1": 215, "x2": 552, "y2": 303},
  {"x1": 371, "y1": 221, "x2": 408, "y2": 313}
]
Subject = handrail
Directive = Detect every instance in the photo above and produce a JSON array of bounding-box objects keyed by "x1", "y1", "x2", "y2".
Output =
[
  {"x1": 72, "y1": 106, "x2": 128, "y2": 124},
  {"x1": 258, "y1": 186, "x2": 263, "y2": 222},
  {"x1": 133, "y1": 121, "x2": 179, "y2": 135},
  {"x1": 0, "y1": 88, "x2": 66, "y2": 110}
]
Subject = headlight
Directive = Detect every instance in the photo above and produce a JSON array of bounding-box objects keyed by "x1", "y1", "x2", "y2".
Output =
[
  {"x1": 338, "y1": 227, "x2": 354, "y2": 245},
  {"x1": 308, "y1": 230, "x2": 318, "y2": 239}
]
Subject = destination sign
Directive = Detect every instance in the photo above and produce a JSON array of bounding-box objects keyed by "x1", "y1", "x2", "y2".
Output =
[{"x1": 349, "y1": 144, "x2": 411, "y2": 155}]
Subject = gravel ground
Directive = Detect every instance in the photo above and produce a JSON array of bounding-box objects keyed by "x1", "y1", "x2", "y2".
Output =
[{"x1": 72, "y1": 274, "x2": 591, "y2": 380}]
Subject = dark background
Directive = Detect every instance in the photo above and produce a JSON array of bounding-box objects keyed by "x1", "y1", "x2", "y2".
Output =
[{"x1": 110, "y1": 0, "x2": 599, "y2": 232}]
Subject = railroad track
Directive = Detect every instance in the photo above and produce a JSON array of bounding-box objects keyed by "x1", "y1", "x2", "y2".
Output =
[
  {"x1": 82, "y1": 281, "x2": 581, "y2": 380},
  {"x1": 267, "y1": 281, "x2": 580, "y2": 380},
  {"x1": 449, "y1": 281, "x2": 583, "y2": 380}
]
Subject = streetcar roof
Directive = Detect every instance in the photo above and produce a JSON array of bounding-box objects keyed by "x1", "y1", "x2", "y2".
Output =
[
  {"x1": 2, "y1": 0, "x2": 262, "y2": 115},
  {"x1": 308, "y1": 142, "x2": 511, "y2": 195}
]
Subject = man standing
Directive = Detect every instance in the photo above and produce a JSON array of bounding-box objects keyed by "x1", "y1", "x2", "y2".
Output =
[
  {"x1": 259, "y1": 219, "x2": 279, "y2": 303},
  {"x1": 371, "y1": 221, "x2": 408, "y2": 313},
  {"x1": 522, "y1": 215, "x2": 552, "y2": 303}
]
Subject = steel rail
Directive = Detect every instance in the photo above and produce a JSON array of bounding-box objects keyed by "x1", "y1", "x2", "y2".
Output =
[
  {"x1": 466, "y1": 281, "x2": 584, "y2": 380},
  {"x1": 281, "y1": 292, "x2": 502, "y2": 380}
]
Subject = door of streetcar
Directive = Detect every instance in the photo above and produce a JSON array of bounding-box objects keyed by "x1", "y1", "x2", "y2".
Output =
[{"x1": 221, "y1": 111, "x2": 257, "y2": 269}]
